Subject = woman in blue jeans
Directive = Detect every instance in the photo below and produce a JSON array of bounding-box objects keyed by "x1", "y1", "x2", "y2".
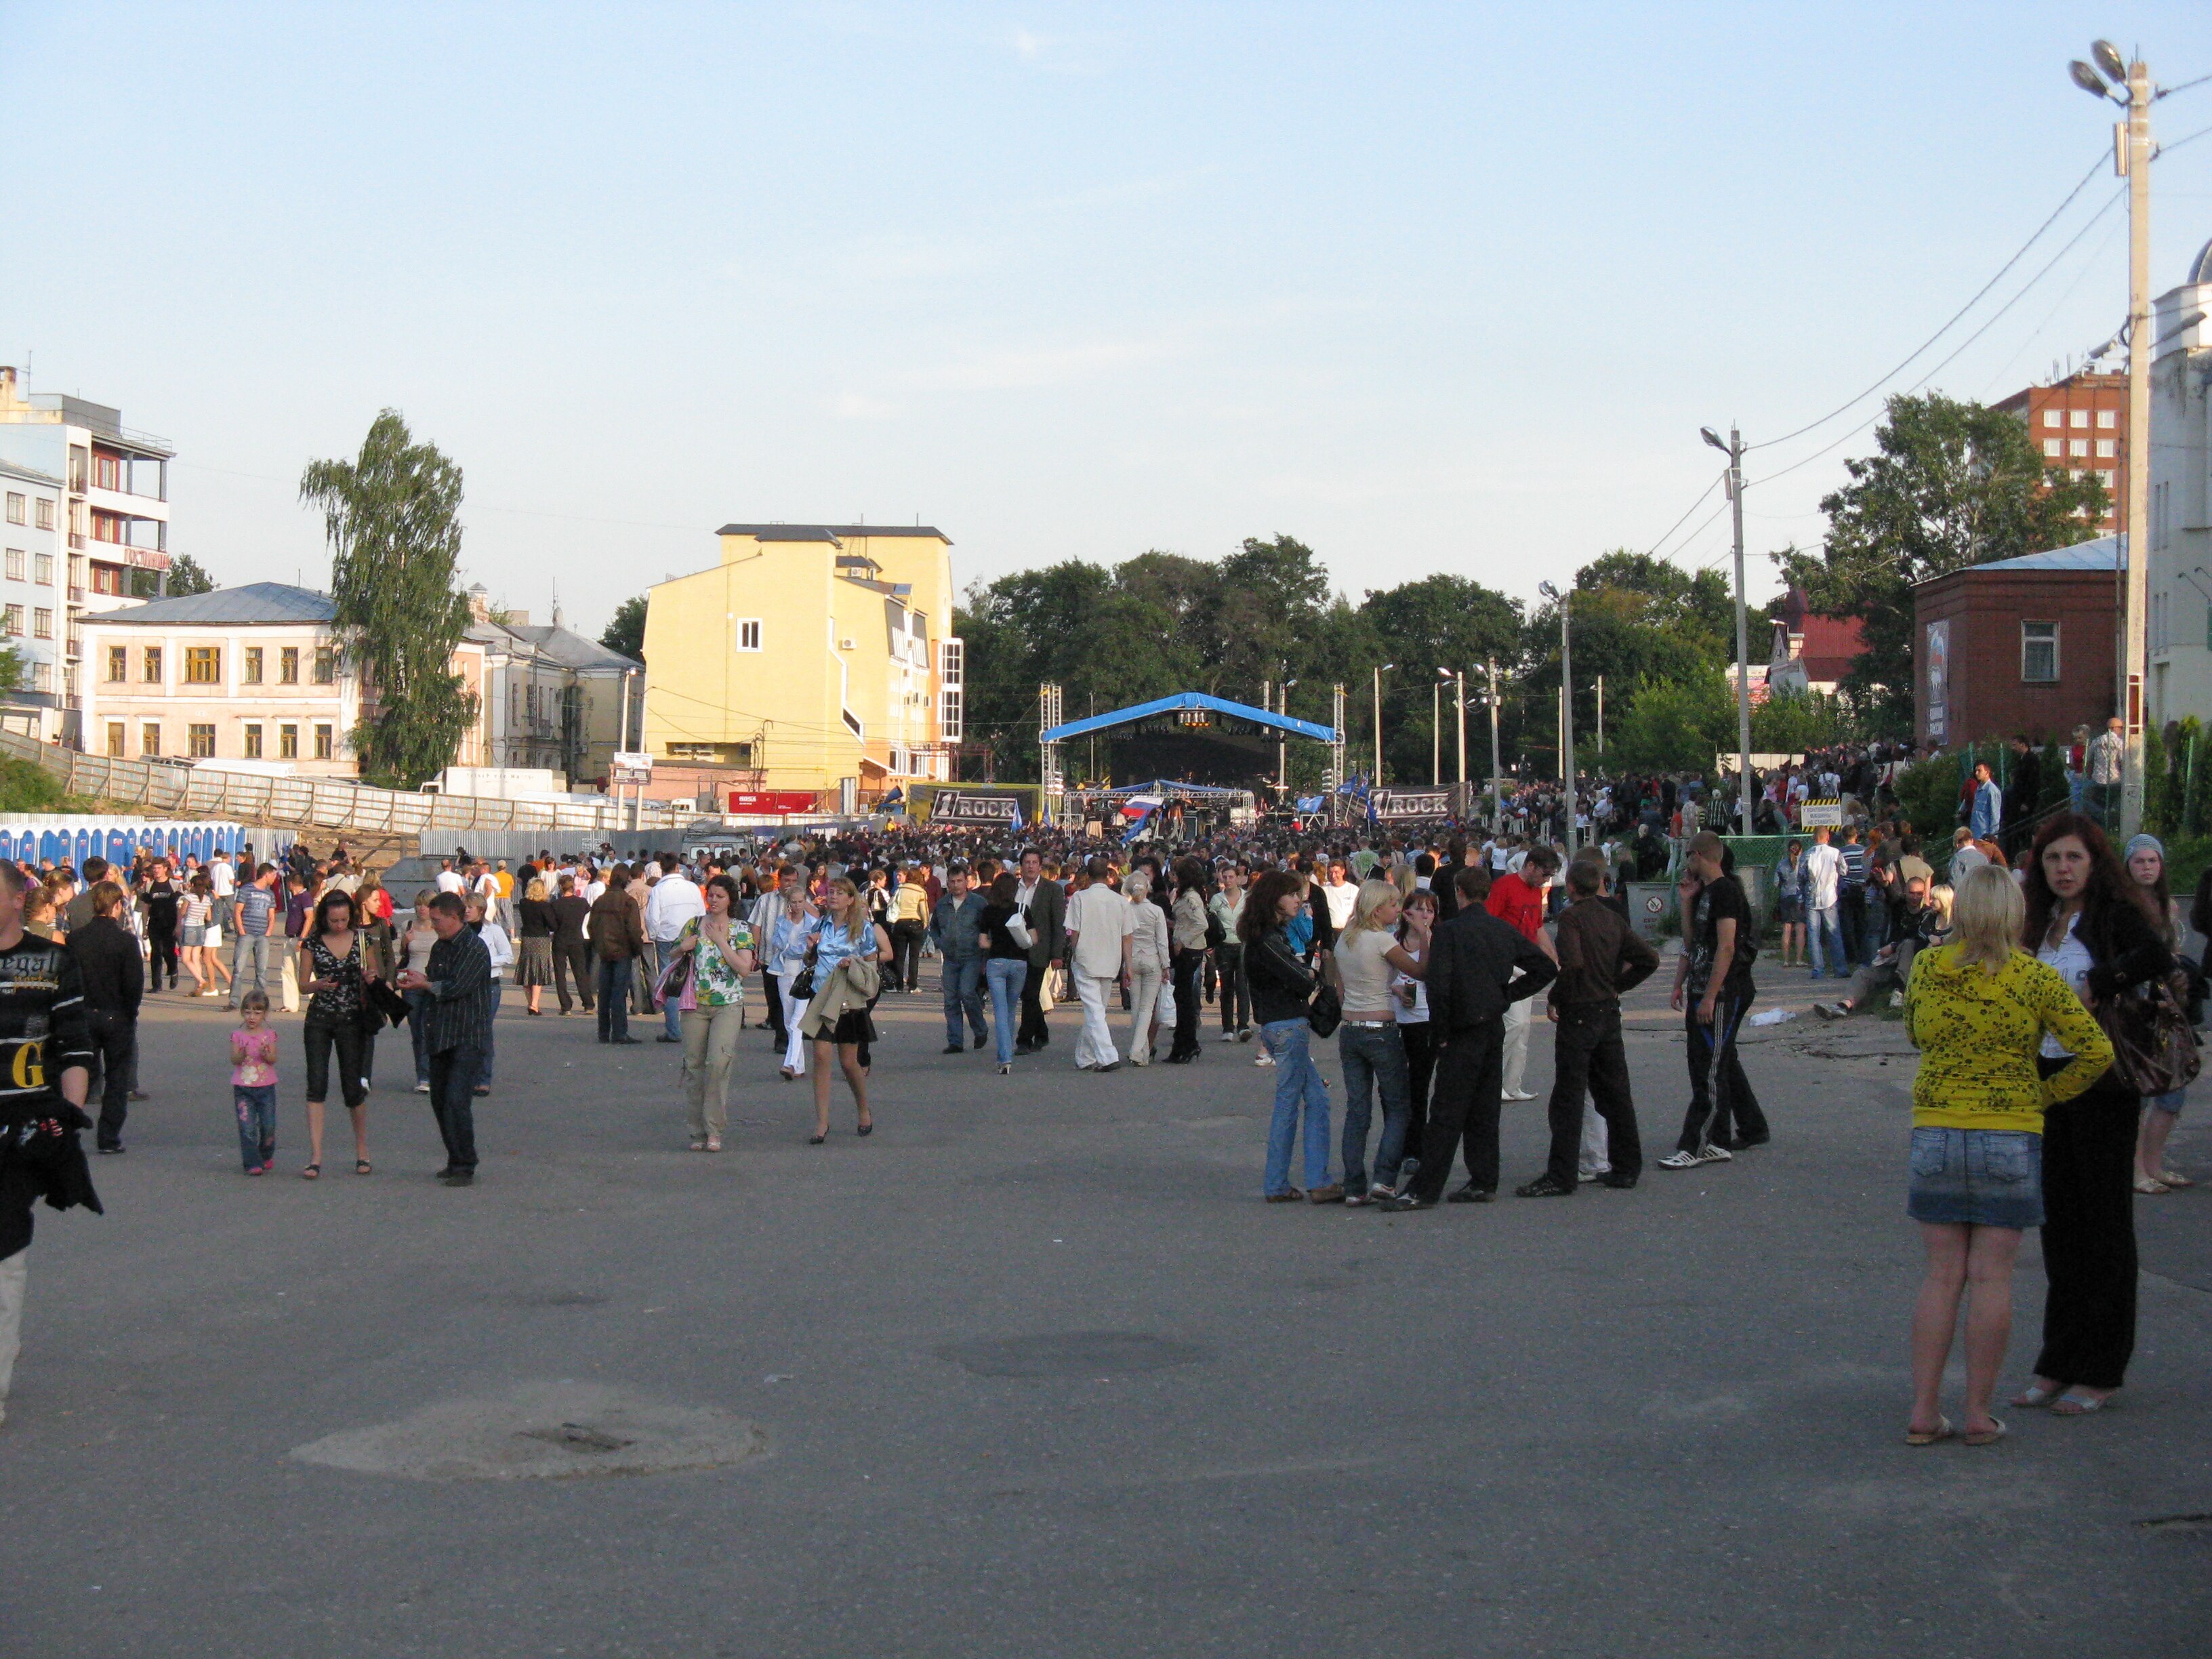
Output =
[
  {"x1": 1240, "y1": 868, "x2": 1334, "y2": 1202},
  {"x1": 975, "y1": 873, "x2": 1033, "y2": 1076},
  {"x1": 1332, "y1": 880, "x2": 1427, "y2": 1204}
]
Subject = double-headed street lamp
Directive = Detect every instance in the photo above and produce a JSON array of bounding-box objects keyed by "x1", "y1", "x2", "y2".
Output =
[{"x1": 1537, "y1": 582, "x2": 1575, "y2": 857}]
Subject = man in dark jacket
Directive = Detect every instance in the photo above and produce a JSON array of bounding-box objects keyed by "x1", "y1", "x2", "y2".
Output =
[
  {"x1": 2003, "y1": 734, "x2": 2042, "y2": 859},
  {"x1": 0, "y1": 857, "x2": 98, "y2": 1427},
  {"x1": 395, "y1": 892, "x2": 493, "y2": 1185},
  {"x1": 1515, "y1": 859, "x2": 1659, "y2": 1197},
  {"x1": 67, "y1": 881, "x2": 144, "y2": 1154},
  {"x1": 928, "y1": 863, "x2": 989, "y2": 1054},
  {"x1": 1012, "y1": 847, "x2": 1066, "y2": 1054},
  {"x1": 549, "y1": 875, "x2": 594, "y2": 1016},
  {"x1": 1386, "y1": 865, "x2": 1555, "y2": 1209},
  {"x1": 588, "y1": 870, "x2": 647, "y2": 1044}
]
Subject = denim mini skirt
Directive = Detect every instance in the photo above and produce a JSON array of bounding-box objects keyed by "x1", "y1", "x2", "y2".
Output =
[{"x1": 1907, "y1": 1126, "x2": 2044, "y2": 1229}]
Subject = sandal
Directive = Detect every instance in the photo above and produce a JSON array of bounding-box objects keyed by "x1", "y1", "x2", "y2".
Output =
[
  {"x1": 807, "y1": 1132, "x2": 826, "y2": 1145},
  {"x1": 2156, "y1": 1168, "x2": 2194, "y2": 1188},
  {"x1": 705, "y1": 1136, "x2": 722, "y2": 1153},
  {"x1": 1904, "y1": 1415, "x2": 1952, "y2": 1446},
  {"x1": 354, "y1": 1160, "x2": 371, "y2": 1176},
  {"x1": 301, "y1": 1163, "x2": 321, "y2": 1181},
  {"x1": 2133, "y1": 1175, "x2": 2171, "y2": 1195},
  {"x1": 2050, "y1": 1389, "x2": 2116, "y2": 1416},
  {"x1": 2011, "y1": 1383, "x2": 2066, "y2": 1409},
  {"x1": 1962, "y1": 1417, "x2": 2008, "y2": 1447},
  {"x1": 689, "y1": 1138, "x2": 708, "y2": 1153},
  {"x1": 1265, "y1": 1188, "x2": 1304, "y2": 1204}
]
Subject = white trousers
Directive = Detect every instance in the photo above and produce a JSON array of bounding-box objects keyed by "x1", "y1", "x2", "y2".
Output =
[
  {"x1": 777, "y1": 972, "x2": 808, "y2": 1074},
  {"x1": 0, "y1": 1248, "x2": 26, "y2": 1410},
  {"x1": 1580, "y1": 1103, "x2": 1612, "y2": 1174},
  {"x1": 1500, "y1": 995, "x2": 1532, "y2": 1094},
  {"x1": 1128, "y1": 961, "x2": 1163, "y2": 1064},
  {"x1": 1075, "y1": 972, "x2": 1120, "y2": 1069}
]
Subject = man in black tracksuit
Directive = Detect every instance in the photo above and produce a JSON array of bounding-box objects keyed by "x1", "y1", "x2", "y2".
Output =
[
  {"x1": 68, "y1": 881, "x2": 144, "y2": 1154},
  {"x1": 1386, "y1": 865, "x2": 1555, "y2": 1208}
]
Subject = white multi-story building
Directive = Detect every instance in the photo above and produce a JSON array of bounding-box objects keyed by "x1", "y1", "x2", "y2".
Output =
[
  {"x1": 0, "y1": 366, "x2": 173, "y2": 745},
  {"x1": 0, "y1": 457, "x2": 69, "y2": 739},
  {"x1": 452, "y1": 586, "x2": 643, "y2": 785},
  {"x1": 2146, "y1": 237, "x2": 2212, "y2": 729}
]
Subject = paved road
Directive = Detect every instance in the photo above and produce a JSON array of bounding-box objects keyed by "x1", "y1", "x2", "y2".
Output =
[{"x1": 1, "y1": 963, "x2": 2207, "y2": 1658}]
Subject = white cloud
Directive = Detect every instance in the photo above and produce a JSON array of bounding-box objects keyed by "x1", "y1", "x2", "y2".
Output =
[{"x1": 830, "y1": 392, "x2": 901, "y2": 420}]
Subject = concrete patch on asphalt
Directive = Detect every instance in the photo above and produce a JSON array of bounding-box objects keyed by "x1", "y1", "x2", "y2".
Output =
[
  {"x1": 938, "y1": 1330, "x2": 1210, "y2": 1378},
  {"x1": 289, "y1": 1381, "x2": 768, "y2": 1481}
]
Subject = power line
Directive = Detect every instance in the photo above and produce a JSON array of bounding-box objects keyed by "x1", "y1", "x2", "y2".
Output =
[
  {"x1": 1744, "y1": 148, "x2": 2111, "y2": 453},
  {"x1": 173, "y1": 458, "x2": 711, "y2": 536}
]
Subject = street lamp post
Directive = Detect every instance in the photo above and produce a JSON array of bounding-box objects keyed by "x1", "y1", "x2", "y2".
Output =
[
  {"x1": 2069, "y1": 39, "x2": 2154, "y2": 836},
  {"x1": 1703, "y1": 424, "x2": 1755, "y2": 836},
  {"x1": 1432, "y1": 670, "x2": 1446, "y2": 785},
  {"x1": 1486, "y1": 657, "x2": 1503, "y2": 830},
  {"x1": 1279, "y1": 679, "x2": 1296, "y2": 799},
  {"x1": 1453, "y1": 669, "x2": 1467, "y2": 787},
  {"x1": 1538, "y1": 583, "x2": 1575, "y2": 857},
  {"x1": 1373, "y1": 663, "x2": 1394, "y2": 788}
]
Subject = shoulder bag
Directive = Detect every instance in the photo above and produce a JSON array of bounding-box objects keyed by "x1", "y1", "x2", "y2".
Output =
[
  {"x1": 1307, "y1": 979, "x2": 1343, "y2": 1038},
  {"x1": 2097, "y1": 968, "x2": 2202, "y2": 1096}
]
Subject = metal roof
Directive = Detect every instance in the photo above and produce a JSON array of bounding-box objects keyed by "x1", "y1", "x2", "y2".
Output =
[
  {"x1": 1971, "y1": 535, "x2": 2121, "y2": 574},
  {"x1": 1041, "y1": 691, "x2": 1340, "y2": 745},
  {"x1": 716, "y1": 523, "x2": 951, "y2": 544},
  {"x1": 89, "y1": 581, "x2": 335, "y2": 626}
]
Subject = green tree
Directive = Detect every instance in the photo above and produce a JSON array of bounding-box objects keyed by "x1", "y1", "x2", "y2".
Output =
[
  {"x1": 1609, "y1": 671, "x2": 1736, "y2": 775},
  {"x1": 1354, "y1": 574, "x2": 1524, "y2": 782},
  {"x1": 600, "y1": 594, "x2": 647, "y2": 663},
  {"x1": 130, "y1": 552, "x2": 216, "y2": 600},
  {"x1": 1778, "y1": 392, "x2": 2107, "y2": 728},
  {"x1": 1751, "y1": 689, "x2": 1851, "y2": 753},
  {"x1": 300, "y1": 411, "x2": 477, "y2": 788}
]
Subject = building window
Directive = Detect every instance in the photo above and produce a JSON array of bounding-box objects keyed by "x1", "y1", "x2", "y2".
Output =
[
  {"x1": 735, "y1": 619, "x2": 763, "y2": 652},
  {"x1": 3, "y1": 551, "x2": 20, "y2": 582},
  {"x1": 314, "y1": 723, "x2": 333, "y2": 760},
  {"x1": 312, "y1": 646, "x2": 336, "y2": 684},
  {"x1": 105, "y1": 722, "x2": 123, "y2": 758},
  {"x1": 94, "y1": 453, "x2": 121, "y2": 491},
  {"x1": 2096, "y1": 469, "x2": 2114, "y2": 491},
  {"x1": 2042, "y1": 410, "x2": 2062, "y2": 428},
  {"x1": 3, "y1": 494, "x2": 20, "y2": 525},
  {"x1": 32, "y1": 609, "x2": 51, "y2": 640},
  {"x1": 243, "y1": 723, "x2": 262, "y2": 759},
  {"x1": 2095, "y1": 438, "x2": 2116, "y2": 458},
  {"x1": 91, "y1": 565, "x2": 123, "y2": 596},
  {"x1": 186, "y1": 646, "x2": 220, "y2": 682},
  {"x1": 2022, "y1": 621, "x2": 2060, "y2": 683},
  {"x1": 106, "y1": 645, "x2": 125, "y2": 682},
  {"x1": 33, "y1": 499, "x2": 52, "y2": 531},
  {"x1": 243, "y1": 646, "x2": 263, "y2": 684},
  {"x1": 1, "y1": 607, "x2": 20, "y2": 638},
  {"x1": 188, "y1": 723, "x2": 215, "y2": 758},
  {"x1": 2098, "y1": 409, "x2": 2116, "y2": 429},
  {"x1": 29, "y1": 663, "x2": 48, "y2": 692},
  {"x1": 2070, "y1": 409, "x2": 2089, "y2": 428},
  {"x1": 2068, "y1": 438, "x2": 2088, "y2": 457},
  {"x1": 279, "y1": 647, "x2": 299, "y2": 684},
  {"x1": 141, "y1": 722, "x2": 161, "y2": 758},
  {"x1": 142, "y1": 647, "x2": 163, "y2": 683},
  {"x1": 279, "y1": 724, "x2": 298, "y2": 760},
  {"x1": 2043, "y1": 438, "x2": 2060, "y2": 458},
  {"x1": 34, "y1": 552, "x2": 51, "y2": 586}
]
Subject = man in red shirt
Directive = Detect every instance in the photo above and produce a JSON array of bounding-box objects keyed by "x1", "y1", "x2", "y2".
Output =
[{"x1": 1485, "y1": 846, "x2": 1559, "y2": 1101}]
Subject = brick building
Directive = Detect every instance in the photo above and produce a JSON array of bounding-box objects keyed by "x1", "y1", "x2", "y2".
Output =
[
  {"x1": 1912, "y1": 537, "x2": 2117, "y2": 749},
  {"x1": 1993, "y1": 369, "x2": 2127, "y2": 534}
]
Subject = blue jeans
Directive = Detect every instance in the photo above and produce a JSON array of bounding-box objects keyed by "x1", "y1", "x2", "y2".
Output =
[
  {"x1": 1337, "y1": 1021, "x2": 1412, "y2": 1193},
  {"x1": 941, "y1": 957, "x2": 987, "y2": 1048},
  {"x1": 1809, "y1": 905, "x2": 1846, "y2": 977},
  {"x1": 596, "y1": 958, "x2": 630, "y2": 1040},
  {"x1": 1263, "y1": 1019, "x2": 1331, "y2": 1197},
  {"x1": 476, "y1": 979, "x2": 501, "y2": 1086},
  {"x1": 232, "y1": 1084, "x2": 276, "y2": 1170},
  {"x1": 648, "y1": 941, "x2": 680, "y2": 1039},
  {"x1": 230, "y1": 933, "x2": 273, "y2": 1003},
  {"x1": 985, "y1": 958, "x2": 1028, "y2": 1065},
  {"x1": 405, "y1": 987, "x2": 433, "y2": 1086}
]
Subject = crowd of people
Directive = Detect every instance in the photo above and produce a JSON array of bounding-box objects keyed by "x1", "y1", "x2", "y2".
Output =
[{"x1": 0, "y1": 785, "x2": 2197, "y2": 1445}]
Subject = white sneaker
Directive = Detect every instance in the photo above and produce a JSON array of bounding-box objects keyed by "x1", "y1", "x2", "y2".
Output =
[
  {"x1": 1657, "y1": 1145, "x2": 1732, "y2": 1170},
  {"x1": 1576, "y1": 1165, "x2": 1611, "y2": 1183},
  {"x1": 1254, "y1": 1052, "x2": 1275, "y2": 1067},
  {"x1": 1503, "y1": 1088, "x2": 1538, "y2": 1103},
  {"x1": 1218, "y1": 1029, "x2": 1238, "y2": 1042}
]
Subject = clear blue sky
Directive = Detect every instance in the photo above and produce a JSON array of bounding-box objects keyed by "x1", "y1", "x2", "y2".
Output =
[{"x1": 5, "y1": 3, "x2": 2209, "y2": 642}]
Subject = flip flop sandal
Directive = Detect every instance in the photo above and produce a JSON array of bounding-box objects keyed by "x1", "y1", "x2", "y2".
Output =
[
  {"x1": 2156, "y1": 1169, "x2": 2194, "y2": 1188},
  {"x1": 1905, "y1": 1415, "x2": 1953, "y2": 1446},
  {"x1": 2051, "y1": 1391, "x2": 2116, "y2": 1416},
  {"x1": 1962, "y1": 1417, "x2": 2008, "y2": 1446},
  {"x1": 2133, "y1": 1176, "x2": 2171, "y2": 1195},
  {"x1": 301, "y1": 1163, "x2": 321, "y2": 1181},
  {"x1": 354, "y1": 1160, "x2": 372, "y2": 1176},
  {"x1": 2011, "y1": 1384, "x2": 2065, "y2": 1408}
]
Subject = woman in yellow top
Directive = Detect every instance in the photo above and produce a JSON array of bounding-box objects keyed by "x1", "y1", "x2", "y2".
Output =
[{"x1": 1900, "y1": 864, "x2": 2113, "y2": 1448}]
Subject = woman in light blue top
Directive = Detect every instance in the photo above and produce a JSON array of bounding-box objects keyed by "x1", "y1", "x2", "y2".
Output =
[
  {"x1": 767, "y1": 883, "x2": 822, "y2": 1081},
  {"x1": 806, "y1": 877, "x2": 893, "y2": 1145}
]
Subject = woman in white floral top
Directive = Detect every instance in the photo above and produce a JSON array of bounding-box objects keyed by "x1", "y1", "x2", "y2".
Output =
[{"x1": 673, "y1": 875, "x2": 756, "y2": 1152}]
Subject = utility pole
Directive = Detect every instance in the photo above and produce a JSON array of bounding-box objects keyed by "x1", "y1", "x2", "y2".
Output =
[
  {"x1": 1454, "y1": 670, "x2": 1466, "y2": 789},
  {"x1": 1486, "y1": 657, "x2": 1502, "y2": 830},
  {"x1": 1704, "y1": 423, "x2": 1755, "y2": 836},
  {"x1": 1596, "y1": 674, "x2": 1605, "y2": 756},
  {"x1": 1539, "y1": 583, "x2": 1575, "y2": 857},
  {"x1": 1431, "y1": 674, "x2": 1441, "y2": 786},
  {"x1": 2121, "y1": 52, "x2": 2153, "y2": 838},
  {"x1": 1372, "y1": 663, "x2": 1393, "y2": 787}
]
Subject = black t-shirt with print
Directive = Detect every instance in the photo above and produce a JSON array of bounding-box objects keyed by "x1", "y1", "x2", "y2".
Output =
[{"x1": 1688, "y1": 874, "x2": 1757, "y2": 998}]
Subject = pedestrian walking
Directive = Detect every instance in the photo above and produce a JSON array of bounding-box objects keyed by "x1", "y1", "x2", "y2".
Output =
[
  {"x1": 393, "y1": 891, "x2": 492, "y2": 1185},
  {"x1": 2123, "y1": 836, "x2": 2194, "y2": 1195},
  {"x1": 1334, "y1": 879, "x2": 1425, "y2": 1205},
  {"x1": 1391, "y1": 888, "x2": 1439, "y2": 1171},
  {"x1": 673, "y1": 875, "x2": 756, "y2": 1153},
  {"x1": 1063, "y1": 856, "x2": 1134, "y2": 1071},
  {"x1": 976, "y1": 872, "x2": 1032, "y2": 1076},
  {"x1": 396, "y1": 893, "x2": 440, "y2": 1093},
  {"x1": 1660, "y1": 833, "x2": 1769, "y2": 1169},
  {"x1": 1901, "y1": 863, "x2": 2113, "y2": 1448},
  {"x1": 887, "y1": 865, "x2": 931, "y2": 993},
  {"x1": 1243, "y1": 868, "x2": 1337, "y2": 1202},
  {"x1": 643, "y1": 862, "x2": 703, "y2": 1042},
  {"x1": 297, "y1": 888, "x2": 377, "y2": 1179},
  {"x1": 549, "y1": 874, "x2": 594, "y2": 1016},
  {"x1": 68, "y1": 881, "x2": 142, "y2": 1155},
  {"x1": 1803, "y1": 826, "x2": 1846, "y2": 979},
  {"x1": 466, "y1": 895, "x2": 512, "y2": 1094},
  {"x1": 589, "y1": 865, "x2": 647, "y2": 1045},
  {"x1": 1484, "y1": 845, "x2": 1558, "y2": 1102},
  {"x1": 766, "y1": 872, "x2": 822, "y2": 1081},
  {"x1": 1012, "y1": 848, "x2": 1066, "y2": 1055},
  {"x1": 1123, "y1": 871, "x2": 1170, "y2": 1065},
  {"x1": 229, "y1": 991, "x2": 279, "y2": 1174},
  {"x1": 929, "y1": 861, "x2": 989, "y2": 1054},
  {"x1": 1166, "y1": 857, "x2": 1210, "y2": 1064},
  {"x1": 227, "y1": 865, "x2": 281, "y2": 1009},
  {"x1": 140, "y1": 859, "x2": 181, "y2": 992},
  {"x1": 800, "y1": 878, "x2": 890, "y2": 1142},
  {"x1": 1774, "y1": 839, "x2": 1807, "y2": 970},
  {"x1": 1514, "y1": 859, "x2": 1658, "y2": 1197},
  {"x1": 515, "y1": 877, "x2": 556, "y2": 1016},
  {"x1": 1209, "y1": 862, "x2": 1252, "y2": 1042}
]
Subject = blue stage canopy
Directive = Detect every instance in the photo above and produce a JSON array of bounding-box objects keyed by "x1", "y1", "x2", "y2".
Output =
[{"x1": 1040, "y1": 691, "x2": 1338, "y2": 745}]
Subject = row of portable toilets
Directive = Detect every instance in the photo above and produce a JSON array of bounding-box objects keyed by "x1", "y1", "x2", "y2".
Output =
[{"x1": 0, "y1": 817, "x2": 294, "y2": 876}]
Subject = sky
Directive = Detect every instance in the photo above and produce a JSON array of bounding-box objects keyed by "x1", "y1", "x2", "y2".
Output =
[{"x1": 4, "y1": 2, "x2": 2210, "y2": 645}]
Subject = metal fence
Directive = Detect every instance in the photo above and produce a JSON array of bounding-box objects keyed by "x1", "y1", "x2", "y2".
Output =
[{"x1": 0, "y1": 731, "x2": 691, "y2": 840}]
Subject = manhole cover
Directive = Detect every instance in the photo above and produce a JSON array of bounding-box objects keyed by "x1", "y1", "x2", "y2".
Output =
[
  {"x1": 290, "y1": 1382, "x2": 767, "y2": 1481},
  {"x1": 937, "y1": 1331, "x2": 1210, "y2": 1378}
]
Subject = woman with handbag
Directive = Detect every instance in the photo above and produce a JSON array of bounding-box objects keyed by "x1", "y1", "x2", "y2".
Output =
[
  {"x1": 1240, "y1": 868, "x2": 1336, "y2": 1204},
  {"x1": 672, "y1": 875, "x2": 756, "y2": 1152},
  {"x1": 1166, "y1": 858, "x2": 1211, "y2": 1064},
  {"x1": 297, "y1": 888, "x2": 378, "y2": 1179},
  {"x1": 767, "y1": 878, "x2": 823, "y2": 1082},
  {"x1": 2124, "y1": 836, "x2": 2195, "y2": 1195},
  {"x1": 1123, "y1": 871, "x2": 1171, "y2": 1065},
  {"x1": 975, "y1": 872, "x2": 1031, "y2": 1076},
  {"x1": 2015, "y1": 814, "x2": 2177, "y2": 1416},
  {"x1": 802, "y1": 878, "x2": 891, "y2": 1143}
]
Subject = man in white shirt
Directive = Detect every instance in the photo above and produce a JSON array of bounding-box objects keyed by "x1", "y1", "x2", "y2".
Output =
[
  {"x1": 208, "y1": 853, "x2": 235, "y2": 933},
  {"x1": 1320, "y1": 859, "x2": 1359, "y2": 931},
  {"x1": 1062, "y1": 857, "x2": 1135, "y2": 1071},
  {"x1": 434, "y1": 858, "x2": 466, "y2": 897},
  {"x1": 1801, "y1": 826, "x2": 1846, "y2": 981},
  {"x1": 641, "y1": 866, "x2": 705, "y2": 1043}
]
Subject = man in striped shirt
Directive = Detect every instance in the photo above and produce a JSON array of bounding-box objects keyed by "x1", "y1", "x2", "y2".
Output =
[{"x1": 0, "y1": 857, "x2": 97, "y2": 1427}]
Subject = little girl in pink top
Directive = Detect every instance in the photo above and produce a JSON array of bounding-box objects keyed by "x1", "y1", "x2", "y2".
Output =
[{"x1": 230, "y1": 990, "x2": 278, "y2": 1175}]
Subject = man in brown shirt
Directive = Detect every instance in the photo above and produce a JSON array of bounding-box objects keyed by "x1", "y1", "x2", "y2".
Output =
[
  {"x1": 1516, "y1": 857, "x2": 1659, "y2": 1196},
  {"x1": 588, "y1": 868, "x2": 647, "y2": 1045}
]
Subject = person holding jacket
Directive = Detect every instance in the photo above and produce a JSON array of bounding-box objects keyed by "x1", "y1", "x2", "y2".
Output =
[
  {"x1": 928, "y1": 863, "x2": 989, "y2": 1054},
  {"x1": 1385, "y1": 865, "x2": 1556, "y2": 1210},
  {"x1": 68, "y1": 880, "x2": 144, "y2": 1155},
  {"x1": 588, "y1": 865, "x2": 647, "y2": 1045}
]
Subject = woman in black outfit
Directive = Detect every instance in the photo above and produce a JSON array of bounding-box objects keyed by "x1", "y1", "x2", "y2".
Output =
[
  {"x1": 297, "y1": 888, "x2": 377, "y2": 1178},
  {"x1": 140, "y1": 859, "x2": 182, "y2": 991},
  {"x1": 2015, "y1": 813, "x2": 2171, "y2": 1415},
  {"x1": 1166, "y1": 857, "x2": 1210, "y2": 1063},
  {"x1": 548, "y1": 874, "x2": 594, "y2": 1015}
]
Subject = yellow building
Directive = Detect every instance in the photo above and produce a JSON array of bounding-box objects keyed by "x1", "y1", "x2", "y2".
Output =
[{"x1": 642, "y1": 524, "x2": 961, "y2": 800}]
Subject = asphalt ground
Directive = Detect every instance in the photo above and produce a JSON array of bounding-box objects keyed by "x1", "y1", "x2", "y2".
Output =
[{"x1": 1, "y1": 958, "x2": 2207, "y2": 1658}]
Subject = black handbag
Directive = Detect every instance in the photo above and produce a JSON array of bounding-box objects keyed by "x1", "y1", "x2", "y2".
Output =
[{"x1": 1307, "y1": 980, "x2": 1343, "y2": 1038}]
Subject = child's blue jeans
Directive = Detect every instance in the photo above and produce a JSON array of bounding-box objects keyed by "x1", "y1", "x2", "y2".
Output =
[{"x1": 234, "y1": 1084, "x2": 276, "y2": 1170}]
